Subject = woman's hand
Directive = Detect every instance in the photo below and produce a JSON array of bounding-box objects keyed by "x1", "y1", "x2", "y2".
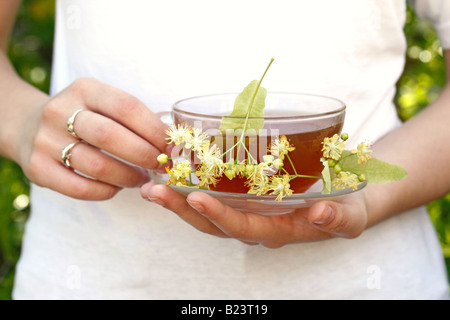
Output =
[
  {"x1": 141, "y1": 182, "x2": 369, "y2": 248},
  {"x1": 16, "y1": 77, "x2": 169, "y2": 200}
]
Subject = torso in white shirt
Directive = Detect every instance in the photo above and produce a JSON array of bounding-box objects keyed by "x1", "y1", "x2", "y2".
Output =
[{"x1": 13, "y1": 0, "x2": 450, "y2": 299}]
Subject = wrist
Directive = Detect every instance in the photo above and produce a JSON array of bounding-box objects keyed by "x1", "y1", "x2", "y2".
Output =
[
  {"x1": 363, "y1": 181, "x2": 401, "y2": 228},
  {"x1": 0, "y1": 86, "x2": 49, "y2": 165}
]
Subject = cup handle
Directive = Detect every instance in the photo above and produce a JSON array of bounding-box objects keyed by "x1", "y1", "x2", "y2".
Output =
[{"x1": 149, "y1": 111, "x2": 172, "y2": 182}]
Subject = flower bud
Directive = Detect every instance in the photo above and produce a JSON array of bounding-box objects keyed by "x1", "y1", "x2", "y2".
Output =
[
  {"x1": 333, "y1": 164, "x2": 342, "y2": 174},
  {"x1": 225, "y1": 169, "x2": 236, "y2": 180},
  {"x1": 157, "y1": 153, "x2": 169, "y2": 165},
  {"x1": 273, "y1": 158, "x2": 284, "y2": 170},
  {"x1": 245, "y1": 164, "x2": 255, "y2": 176},
  {"x1": 340, "y1": 133, "x2": 349, "y2": 141},
  {"x1": 263, "y1": 155, "x2": 274, "y2": 165},
  {"x1": 327, "y1": 159, "x2": 336, "y2": 167}
]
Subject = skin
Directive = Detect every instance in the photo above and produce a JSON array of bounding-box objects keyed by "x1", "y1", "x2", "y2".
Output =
[{"x1": 1, "y1": 1, "x2": 450, "y2": 248}]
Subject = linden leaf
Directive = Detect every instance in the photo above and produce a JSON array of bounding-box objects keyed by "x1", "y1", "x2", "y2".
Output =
[
  {"x1": 219, "y1": 80, "x2": 267, "y2": 133},
  {"x1": 339, "y1": 151, "x2": 408, "y2": 184},
  {"x1": 321, "y1": 159, "x2": 332, "y2": 194}
]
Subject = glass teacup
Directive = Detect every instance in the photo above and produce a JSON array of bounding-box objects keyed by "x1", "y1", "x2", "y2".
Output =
[{"x1": 163, "y1": 92, "x2": 346, "y2": 194}]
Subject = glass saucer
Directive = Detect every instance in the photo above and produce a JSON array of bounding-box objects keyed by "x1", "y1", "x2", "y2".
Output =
[{"x1": 149, "y1": 170, "x2": 367, "y2": 215}]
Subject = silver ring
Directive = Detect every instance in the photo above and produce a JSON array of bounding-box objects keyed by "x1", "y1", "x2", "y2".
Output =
[
  {"x1": 66, "y1": 109, "x2": 84, "y2": 138},
  {"x1": 61, "y1": 140, "x2": 81, "y2": 168}
]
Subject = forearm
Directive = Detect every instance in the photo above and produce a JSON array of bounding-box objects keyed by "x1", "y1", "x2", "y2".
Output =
[
  {"x1": 366, "y1": 82, "x2": 450, "y2": 227},
  {"x1": 0, "y1": 51, "x2": 50, "y2": 163}
]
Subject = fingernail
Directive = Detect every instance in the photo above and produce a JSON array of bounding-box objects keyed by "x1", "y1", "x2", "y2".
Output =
[
  {"x1": 313, "y1": 205, "x2": 333, "y2": 225},
  {"x1": 147, "y1": 196, "x2": 165, "y2": 207},
  {"x1": 186, "y1": 199, "x2": 205, "y2": 214}
]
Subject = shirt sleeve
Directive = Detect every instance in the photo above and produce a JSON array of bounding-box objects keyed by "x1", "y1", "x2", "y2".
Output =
[{"x1": 409, "y1": 0, "x2": 450, "y2": 48}]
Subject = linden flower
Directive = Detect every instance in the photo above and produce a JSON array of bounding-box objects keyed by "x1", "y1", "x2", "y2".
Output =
[
  {"x1": 247, "y1": 175, "x2": 269, "y2": 196},
  {"x1": 268, "y1": 174, "x2": 293, "y2": 202},
  {"x1": 351, "y1": 142, "x2": 373, "y2": 165},
  {"x1": 270, "y1": 135, "x2": 295, "y2": 160},
  {"x1": 235, "y1": 162, "x2": 246, "y2": 177},
  {"x1": 166, "y1": 160, "x2": 192, "y2": 186},
  {"x1": 197, "y1": 143, "x2": 224, "y2": 171},
  {"x1": 195, "y1": 144, "x2": 226, "y2": 187},
  {"x1": 321, "y1": 134, "x2": 345, "y2": 160},
  {"x1": 332, "y1": 171, "x2": 359, "y2": 191},
  {"x1": 195, "y1": 164, "x2": 220, "y2": 188},
  {"x1": 173, "y1": 160, "x2": 192, "y2": 178},
  {"x1": 185, "y1": 127, "x2": 209, "y2": 151},
  {"x1": 246, "y1": 162, "x2": 273, "y2": 184},
  {"x1": 244, "y1": 164, "x2": 255, "y2": 177},
  {"x1": 165, "y1": 123, "x2": 192, "y2": 146}
]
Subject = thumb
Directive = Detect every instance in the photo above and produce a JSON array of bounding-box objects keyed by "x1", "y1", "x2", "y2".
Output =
[{"x1": 308, "y1": 201, "x2": 364, "y2": 239}]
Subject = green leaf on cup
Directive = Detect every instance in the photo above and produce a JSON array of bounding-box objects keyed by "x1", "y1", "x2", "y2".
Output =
[
  {"x1": 219, "y1": 58, "x2": 274, "y2": 133},
  {"x1": 219, "y1": 80, "x2": 267, "y2": 132},
  {"x1": 339, "y1": 150, "x2": 408, "y2": 184}
]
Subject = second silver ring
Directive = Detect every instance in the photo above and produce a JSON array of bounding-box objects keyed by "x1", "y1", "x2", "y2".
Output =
[{"x1": 61, "y1": 140, "x2": 81, "y2": 168}]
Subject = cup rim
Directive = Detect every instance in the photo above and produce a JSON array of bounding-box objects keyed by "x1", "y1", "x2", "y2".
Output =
[{"x1": 172, "y1": 92, "x2": 346, "y2": 120}]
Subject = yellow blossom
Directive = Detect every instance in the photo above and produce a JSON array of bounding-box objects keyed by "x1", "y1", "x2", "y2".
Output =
[
  {"x1": 165, "y1": 123, "x2": 192, "y2": 146},
  {"x1": 195, "y1": 164, "x2": 220, "y2": 188},
  {"x1": 270, "y1": 135, "x2": 295, "y2": 160},
  {"x1": 351, "y1": 142, "x2": 373, "y2": 165},
  {"x1": 185, "y1": 127, "x2": 209, "y2": 151},
  {"x1": 247, "y1": 175, "x2": 269, "y2": 196},
  {"x1": 194, "y1": 144, "x2": 226, "y2": 188},
  {"x1": 236, "y1": 162, "x2": 246, "y2": 176},
  {"x1": 268, "y1": 174, "x2": 293, "y2": 202},
  {"x1": 244, "y1": 164, "x2": 255, "y2": 177},
  {"x1": 246, "y1": 162, "x2": 272, "y2": 184},
  {"x1": 197, "y1": 144, "x2": 225, "y2": 172},
  {"x1": 332, "y1": 171, "x2": 359, "y2": 191},
  {"x1": 166, "y1": 160, "x2": 192, "y2": 186},
  {"x1": 245, "y1": 162, "x2": 273, "y2": 195},
  {"x1": 321, "y1": 134, "x2": 345, "y2": 160}
]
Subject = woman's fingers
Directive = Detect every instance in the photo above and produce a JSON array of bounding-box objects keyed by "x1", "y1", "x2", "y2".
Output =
[
  {"x1": 27, "y1": 148, "x2": 122, "y2": 200},
  {"x1": 68, "y1": 78, "x2": 169, "y2": 153},
  {"x1": 72, "y1": 110, "x2": 163, "y2": 169},
  {"x1": 141, "y1": 183, "x2": 369, "y2": 247},
  {"x1": 307, "y1": 196, "x2": 367, "y2": 239},
  {"x1": 68, "y1": 140, "x2": 150, "y2": 188},
  {"x1": 185, "y1": 191, "x2": 310, "y2": 248},
  {"x1": 42, "y1": 77, "x2": 170, "y2": 170},
  {"x1": 142, "y1": 183, "x2": 319, "y2": 247},
  {"x1": 141, "y1": 182, "x2": 229, "y2": 238},
  {"x1": 20, "y1": 77, "x2": 171, "y2": 201}
]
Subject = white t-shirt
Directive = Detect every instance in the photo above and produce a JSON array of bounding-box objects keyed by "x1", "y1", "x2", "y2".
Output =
[{"x1": 13, "y1": 0, "x2": 450, "y2": 299}]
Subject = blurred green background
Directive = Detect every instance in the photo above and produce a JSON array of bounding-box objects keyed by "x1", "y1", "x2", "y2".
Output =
[{"x1": 0, "y1": 0, "x2": 449, "y2": 300}]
